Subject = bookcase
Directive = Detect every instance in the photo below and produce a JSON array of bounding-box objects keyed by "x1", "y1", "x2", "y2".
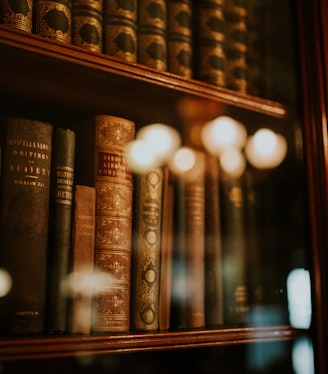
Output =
[{"x1": 0, "y1": 0, "x2": 328, "y2": 372}]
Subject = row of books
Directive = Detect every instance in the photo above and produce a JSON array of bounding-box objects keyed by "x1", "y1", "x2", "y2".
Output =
[
  {"x1": 0, "y1": 113, "x2": 279, "y2": 337},
  {"x1": 0, "y1": 0, "x2": 267, "y2": 96}
]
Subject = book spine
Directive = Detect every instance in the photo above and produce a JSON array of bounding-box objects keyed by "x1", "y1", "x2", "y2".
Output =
[
  {"x1": 68, "y1": 184, "x2": 96, "y2": 334},
  {"x1": 204, "y1": 152, "x2": 223, "y2": 327},
  {"x1": 167, "y1": 0, "x2": 193, "y2": 78},
  {"x1": 92, "y1": 114, "x2": 135, "y2": 333},
  {"x1": 185, "y1": 151, "x2": 205, "y2": 329},
  {"x1": 35, "y1": 0, "x2": 72, "y2": 43},
  {"x1": 0, "y1": 115, "x2": 53, "y2": 335},
  {"x1": 138, "y1": 0, "x2": 167, "y2": 71},
  {"x1": 72, "y1": 0, "x2": 103, "y2": 52},
  {"x1": 224, "y1": 0, "x2": 248, "y2": 93},
  {"x1": 104, "y1": 0, "x2": 138, "y2": 62},
  {"x1": 131, "y1": 167, "x2": 163, "y2": 331},
  {"x1": 0, "y1": 0, "x2": 33, "y2": 32},
  {"x1": 158, "y1": 166, "x2": 174, "y2": 330},
  {"x1": 46, "y1": 127, "x2": 75, "y2": 334},
  {"x1": 195, "y1": 0, "x2": 226, "y2": 86},
  {"x1": 220, "y1": 176, "x2": 250, "y2": 326}
]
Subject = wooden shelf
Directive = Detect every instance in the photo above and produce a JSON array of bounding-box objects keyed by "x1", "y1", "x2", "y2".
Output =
[
  {"x1": 0, "y1": 25, "x2": 286, "y2": 123},
  {"x1": 0, "y1": 326, "x2": 301, "y2": 361}
]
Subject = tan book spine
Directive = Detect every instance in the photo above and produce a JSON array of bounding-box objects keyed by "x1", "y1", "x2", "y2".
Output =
[
  {"x1": 68, "y1": 184, "x2": 96, "y2": 335},
  {"x1": 0, "y1": 0, "x2": 33, "y2": 32},
  {"x1": 92, "y1": 114, "x2": 135, "y2": 333},
  {"x1": 131, "y1": 167, "x2": 164, "y2": 331}
]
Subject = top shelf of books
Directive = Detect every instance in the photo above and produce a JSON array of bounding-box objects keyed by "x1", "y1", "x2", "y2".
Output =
[{"x1": 0, "y1": 26, "x2": 286, "y2": 120}]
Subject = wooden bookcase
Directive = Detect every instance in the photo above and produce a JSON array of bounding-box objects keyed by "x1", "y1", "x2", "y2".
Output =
[{"x1": 0, "y1": 0, "x2": 327, "y2": 372}]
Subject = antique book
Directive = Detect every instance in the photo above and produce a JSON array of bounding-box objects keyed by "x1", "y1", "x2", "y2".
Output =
[
  {"x1": 167, "y1": 0, "x2": 193, "y2": 78},
  {"x1": 158, "y1": 166, "x2": 174, "y2": 330},
  {"x1": 195, "y1": 0, "x2": 226, "y2": 86},
  {"x1": 67, "y1": 184, "x2": 96, "y2": 334},
  {"x1": 104, "y1": 0, "x2": 138, "y2": 62},
  {"x1": 131, "y1": 167, "x2": 163, "y2": 331},
  {"x1": 138, "y1": 0, "x2": 167, "y2": 71},
  {"x1": 0, "y1": 0, "x2": 33, "y2": 32},
  {"x1": 35, "y1": 0, "x2": 72, "y2": 43},
  {"x1": 46, "y1": 127, "x2": 75, "y2": 334},
  {"x1": 224, "y1": 0, "x2": 248, "y2": 93},
  {"x1": 72, "y1": 0, "x2": 103, "y2": 52},
  {"x1": 204, "y1": 152, "x2": 223, "y2": 327},
  {"x1": 0, "y1": 115, "x2": 53, "y2": 335},
  {"x1": 85, "y1": 114, "x2": 135, "y2": 333},
  {"x1": 220, "y1": 176, "x2": 250, "y2": 326}
]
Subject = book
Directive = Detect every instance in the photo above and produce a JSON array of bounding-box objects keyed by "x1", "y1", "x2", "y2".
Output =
[
  {"x1": 138, "y1": 0, "x2": 167, "y2": 71},
  {"x1": 86, "y1": 114, "x2": 135, "y2": 333},
  {"x1": 131, "y1": 167, "x2": 163, "y2": 331},
  {"x1": 46, "y1": 127, "x2": 75, "y2": 334},
  {"x1": 220, "y1": 176, "x2": 250, "y2": 326},
  {"x1": 167, "y1": 0, "x2": 193, "y2": 78},
  {"x1": 0, "y1": 115, "x2": 53, "y2": 335},
  {"x1": 204, "y1": 152, "x2": 223, "y2": 327},
  {"x1": 0, "y1": 0, "x2": 33, "y2": 32},
  {"x1": 195, "y1": 0, "x2": 226, "y2": 86},
  {"x1": 35, "y1": 0, "x2": 72, "y2": 43},
  {"x1": 72, "y1": 0, "x2": 103, "y2": 52},
  {"x1": 104, "y1": 0, "x2": 138, "y2": 62},
  {"x1": 224, "y1": 0, "x2": 248, "y2": 93},
  {"x1": 67, "y1": 184, "x2": 96, "y2": 334},
  {"x1": 158, "y1": 166, "x2": 174, "y2": 330}
]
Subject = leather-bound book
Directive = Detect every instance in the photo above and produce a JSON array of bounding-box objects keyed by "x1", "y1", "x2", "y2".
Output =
[
  {"x1": 46, "y1": 127, "x2": 75, "y2": 334},
  {"x1": 0, "y1": 115, "x2": 53, "y2": 335},
  {"x1": 72, "y1": 0, "x2": 103, "y2": 52},
  {"x1": 224, "y1": 0, "x2": 248, "y2": 93},
  {"x1": 167, "y1": 0, "x2": 193, "y2": 78},
  {"x1": 195, "y1": 0, "x2": 226, "y2": 87},
  {"x1": 131, "y1": 167, "x2": 163, "y2": 331},
  {"x1": 67, "y1": 184, "x2": 96, "y2": 335},
  {"x1": 220, "y1": 176, "x2": 250, "y2": 326},
  {"x1": 0, "y1": 0, "x2": 33, "y2": 32},
  {"x1": 204, "y1": 152, "x2": 223, "y2": 327},
  {"x1": 84, "y1": 114, "x2": 135, "y2": 333},
  {"x1": 104, "y1": 0, "x2": 138, "y2": 62},
  {"x1": 35, "y1": 0, "x2": 72, "y2": 43},
  {"x1": 138, "y1": 0, "x2": 167, "y2": 71}
]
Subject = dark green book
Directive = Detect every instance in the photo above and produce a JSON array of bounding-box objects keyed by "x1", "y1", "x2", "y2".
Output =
[
  {"x1": 46, "y1": 127, "x2": 75, "y2": 334},
  {"x1": 0, "y1": 115, "x2": 53, "y2": 336}
]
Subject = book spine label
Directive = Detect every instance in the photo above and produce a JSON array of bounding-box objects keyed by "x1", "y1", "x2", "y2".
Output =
[
  {"x1": 68, "y1": 184, "x2": 96, "y2": 334},
  {"x1": 72, "y1": 0, "x2": 103, "y2": 52},
  {"x1": 0, "y1": 116, "x2": 53, "y2": 336},
  {"x1": 92, "y1": 114, "x2": 135, "y2": 333},
  {"x1": 46, "y1": 127, "x2": 75, "y2": 334},
  {"x1": 0, "y1": 0, "x2": 33, "y2": 32},
  {"x1": 35, "y1": 0, "x2": 72, "y2": 43},
  {"x1": 131, "y1": 168, "x2": 163, "y2": 331}
]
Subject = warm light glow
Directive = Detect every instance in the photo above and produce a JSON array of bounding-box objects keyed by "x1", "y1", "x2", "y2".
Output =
[
  {"x1": 171, "y1": 147, "x2": 196, "y2": 172},
  {"x1": 201, "y1": 116, "x2": 247, "y2": 155},
  {"x1": 0, "y1": 268, "x2": 12, "y2": 297},
  {"x1": 124, "y1": 139, "x2": 159, "y2": 173},
  {"x1": 245, "y1": 128, "x2": 287, "y2": 169},
  {"x1": 219, "y1": 147, "x2": 246, "y2": 178},
  {"x1": 136, "y1": 123, "x2": 181, "y2": 163}
]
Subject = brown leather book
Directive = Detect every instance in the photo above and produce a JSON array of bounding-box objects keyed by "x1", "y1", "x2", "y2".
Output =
[
  {"x1": 72, "y1": 0, "x2": 103, "y2": 52},
  {"x1": 90, "y1": 114, "x2": 135, "y2": 333},
  {"x1": 0, "y1": 0, "x2": 33, "y2": 32},
  {"x1": 0, "y1": 115, "x2": 53, "y2": 336},
  {"x1": 46, "y1": 127, "x2": 75, "y2": 334},
  {"x1": 35, "y1": 0, "x2": 72, "y2": 43},
  {"x1": 131, "y1": 167, "x2": 164, "y2": 331},
  {"x1": 67, "y1": 184, "x2": 96, "y2": 335}
]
